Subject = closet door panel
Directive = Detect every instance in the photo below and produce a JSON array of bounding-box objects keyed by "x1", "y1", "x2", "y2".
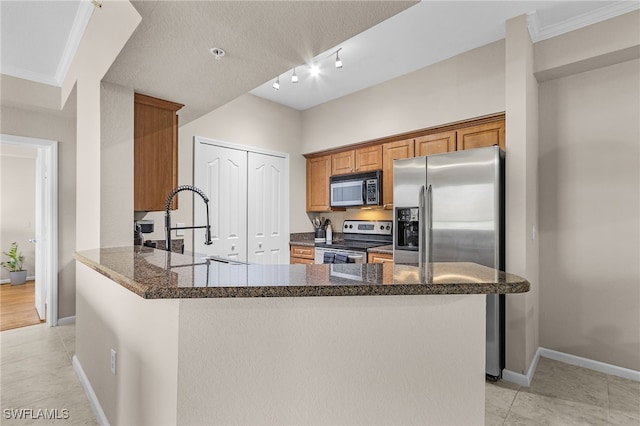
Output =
[{"x1": 247, "y1": 152, "x2": 289, "y2": 265}]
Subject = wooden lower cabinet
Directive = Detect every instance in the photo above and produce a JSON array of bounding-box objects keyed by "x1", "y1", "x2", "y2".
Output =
[
  {"x1": 457, "y1": 121, "x2": 505, "y2": 151},
  {"x1": 368, "y1": 252, "x2": 393, "y2": 264},
  {"x1": 290, "y1": 245, "x2": 315, "y2": 264},
  {"x1": 382, "y1": 139, "x2": 414, "y2": 208}
]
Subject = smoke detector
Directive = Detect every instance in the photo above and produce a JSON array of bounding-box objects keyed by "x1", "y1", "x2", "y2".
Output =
[{"x1": 210, "y1": 47, "x2": 226, "y2": 60}]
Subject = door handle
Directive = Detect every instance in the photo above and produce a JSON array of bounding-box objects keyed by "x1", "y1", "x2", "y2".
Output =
[
  {"x1": 425, "y1": 184, "x2": 432, "y2": 264},
  {"x1": 418, "y1": 185, "x2": 425, "y2": 264}
]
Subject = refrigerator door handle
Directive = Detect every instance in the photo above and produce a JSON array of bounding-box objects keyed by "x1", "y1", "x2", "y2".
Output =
[
  {"x1": 418, "y1": 185, "x2": 425, "y2": 264},
  {"x1": 425, "y1": 184, "x2": 432, "y2": 263}
]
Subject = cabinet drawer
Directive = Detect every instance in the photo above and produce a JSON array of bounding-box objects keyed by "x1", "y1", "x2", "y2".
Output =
[
  {"x1": 368, "y1": 252, "x2": 394, "y2": 264},
  {"x1": 290, "y1": 257, "x2": 315, "y2": 265},
  {"x1": 290, "y1": 245, "x2": 315, "y2": 259}
]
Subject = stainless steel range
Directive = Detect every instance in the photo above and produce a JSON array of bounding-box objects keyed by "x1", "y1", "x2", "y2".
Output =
[{"x1": 314, "y1": 220, "x2": 393, "y2": 264}]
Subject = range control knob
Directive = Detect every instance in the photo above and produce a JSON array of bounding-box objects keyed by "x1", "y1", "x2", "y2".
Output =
[
  {"x1": 380, "y1": 225, "x2": 384, "y2": 230},
  {"x1": 386, "y1": 225, "x2": 391, "y2": 230}
]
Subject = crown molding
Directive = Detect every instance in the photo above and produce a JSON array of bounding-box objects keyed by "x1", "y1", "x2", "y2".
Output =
[
  {"x1": 54, "y1": 0, "x2": 95, "y2": 86},
  {"x1": 0, "y1": 66, "x2": 59, "y2": 87},
  {"x1": 527, "y1": 1, "x2": 640, "y2": 43}
]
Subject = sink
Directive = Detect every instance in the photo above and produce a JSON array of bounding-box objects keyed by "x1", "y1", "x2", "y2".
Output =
[{"x1": 202, "y1": 256, "x2": 249, "y2": 266}]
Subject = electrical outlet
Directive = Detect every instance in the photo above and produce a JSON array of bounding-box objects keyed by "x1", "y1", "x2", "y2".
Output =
[
  {"x1": 176, "y1": 223, "x2": 185, "y2": 237},
  {"x1": 110, "y1": 349, "x2": 117, "y2": 375}
]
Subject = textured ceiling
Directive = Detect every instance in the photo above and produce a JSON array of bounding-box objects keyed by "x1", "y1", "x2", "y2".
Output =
[{"x1": 103, "y1": 1, "x2": 417, "y2": 124}]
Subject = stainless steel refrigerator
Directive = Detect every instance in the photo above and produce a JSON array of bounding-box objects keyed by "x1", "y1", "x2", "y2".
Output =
[{"x1": 393, "y1": 146, "x2": 505, "y2": 380}]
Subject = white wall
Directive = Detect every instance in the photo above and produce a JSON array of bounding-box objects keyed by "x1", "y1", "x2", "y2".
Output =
[
  {"x1": 0, "y1": 147, "x2": 36, "y2": 280},
  {"x1": 0, "y1": 104, "x2": 77, "y2": 318},
  {"x1": 538, "y1": 59, "x2": 640, "y2": 371}
]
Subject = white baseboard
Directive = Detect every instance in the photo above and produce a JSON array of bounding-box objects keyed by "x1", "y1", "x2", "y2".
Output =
[
  {"x1": 57, "y1": 316, "x2": 76, "y2": 326},
  {"x1": 72, "y1": 355, "x2": 110, "y2": 426},
  {"x1": 539, "y1": 347, "x2": 640, "y2": 382},
  {"x1": 503, "y1": 347, "x2": 640, "y2": 387},
  {"x1": 503, "y1": 347, "x2": 543, "y2": 387}
]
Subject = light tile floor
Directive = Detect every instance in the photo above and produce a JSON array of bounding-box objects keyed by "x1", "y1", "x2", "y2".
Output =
[
  {"x1": 1, "y1": 323, "x2": 638, "y2": 425},
  {"x1": 486, "y1": 357, "x2": 640, "y2": 425},
  {"x1": 0, "y1": 323, "x2": 97, "y2": 425}
]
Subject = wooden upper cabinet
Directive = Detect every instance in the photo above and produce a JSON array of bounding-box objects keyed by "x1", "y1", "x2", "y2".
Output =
[
  {"x1": 134, "y1": 93, "x2": 184, "y2": 211},
  {"x1": 331, "y1": 150, "x2": 355, "y2": 175},
  {"x1": 456, "y1": 120, "x2": 505, "y2": 151},
  {"x1": 382, "y1": 139, "x2": 415, "y2": 208},
  {"x1": 306, "y1": 155, "x2": 332, "y2": 212},
  {"x1": 332, "y1": 145, "x2": 383, "y2": 175},
  {"x1": 415, "y1": 131, "x2": 456, "y2": 157},
  {"x1": 354, "y1": 145, "x2": 383, "y2": 172}
]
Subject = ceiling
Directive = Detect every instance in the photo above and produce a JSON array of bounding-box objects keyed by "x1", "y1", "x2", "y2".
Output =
[{"x1": 1, "y1": 1, "x2": 637, "y2": 125}]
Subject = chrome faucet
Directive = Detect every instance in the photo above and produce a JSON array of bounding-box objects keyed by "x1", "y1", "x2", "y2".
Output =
[{"x1": 165, "y1": 185, "x2": 213, "y2": 252}]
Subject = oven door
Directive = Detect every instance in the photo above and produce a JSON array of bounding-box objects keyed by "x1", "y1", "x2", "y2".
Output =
[
  {"x1": 315, "y1": 248, "x2": 366, "y2": 264},
  {"x1": 330, "y1": 179, "x2": 365, "y2": 207}
]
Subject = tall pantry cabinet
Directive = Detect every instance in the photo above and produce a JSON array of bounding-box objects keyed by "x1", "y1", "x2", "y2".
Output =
[{"x1": 134, "y1": 93, "x2": 184, "y2": 211}]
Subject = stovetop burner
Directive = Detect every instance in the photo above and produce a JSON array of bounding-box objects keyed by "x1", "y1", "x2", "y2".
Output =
[{"x1": 315, "y1": 220, "x2": 393, "y2": 252}]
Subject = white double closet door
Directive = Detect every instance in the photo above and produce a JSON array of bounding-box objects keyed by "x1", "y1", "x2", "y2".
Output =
[{"x1": 194, "y1": 138, "x2": 289, "y2": 264}]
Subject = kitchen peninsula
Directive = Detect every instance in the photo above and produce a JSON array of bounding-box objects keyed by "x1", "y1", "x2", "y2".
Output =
[{"x1": 74, "y1": 247, "x2": 529, "y2": 425}]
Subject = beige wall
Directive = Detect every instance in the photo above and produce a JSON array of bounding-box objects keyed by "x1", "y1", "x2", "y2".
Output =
[
  {"x1": 178, "y1": 294, "x2": 486, "y2": 425},
  {"x1": 0, "y1": 104, "x2": 77, "y2": 318},
  {"x1": 538, "y1": 59, "x2": 640, "y2": 371},
  {"x1": 301, "y1": 40, "x2": 505, "y2": 154},
  {"x1": 139, "y1": 93, "x2": 306, "y2": 249},
  {"x1": 75, "y1": 263, "x2": 180, "y2": 425},
  {"x1": 64, "y1": 0, "x2": 140, "y2": 252},
  {"x1": 0, "y1": 148, "x2": 37, "y2": 280},
  {"x1": 504, "y1": 15, "x2": 540, "y2": 375},
  {"x1": 100, "y1": 82, "x2": 134, "y2": 248}
]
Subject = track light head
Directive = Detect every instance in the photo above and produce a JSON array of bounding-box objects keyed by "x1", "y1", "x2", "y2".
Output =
[
  {"x1": 292, "y1": 68, "x2": 299, "y2": 83},
  {"x1": 335, "y1": 48, "x2": 343, "y2": 69},
  {"x1": 272, "y1": 76, "x2": 280, "y2": 90}
]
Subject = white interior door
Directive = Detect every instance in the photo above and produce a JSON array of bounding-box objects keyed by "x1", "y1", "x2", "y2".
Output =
[
  {"x1": 247, "y1": 152, "x2": 289, "y2": 264},
  {"x1": 195, "y1": 143, "x2": 248, "y2": 261},
  {"x1": 34, "y1": 149, "x2": 48, "y2": 320}
]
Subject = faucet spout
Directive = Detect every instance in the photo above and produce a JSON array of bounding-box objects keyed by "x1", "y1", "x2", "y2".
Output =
[{"x1": 165, "y1": 185, "x2": 213, "y2": 252}]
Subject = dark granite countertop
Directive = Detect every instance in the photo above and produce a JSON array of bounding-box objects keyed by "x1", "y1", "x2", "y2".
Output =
[
  {"x1": 367, "y1": 244, "x2": 393, "y2": 255},
  {"x1": 74, "y1": 246, "x2": 529, "y2": 300},
  {"x1": 289, "y1": 233, "x2": 315, "y2": 248}
]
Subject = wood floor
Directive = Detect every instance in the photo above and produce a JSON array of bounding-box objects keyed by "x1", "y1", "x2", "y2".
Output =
[{"x1": 0, "y1": 280, "x2": 44, "y2": 331}]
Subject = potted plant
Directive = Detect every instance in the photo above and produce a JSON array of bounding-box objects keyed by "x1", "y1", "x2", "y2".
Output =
[{"x1": 1, "y1": 242, "x2": 27, "y2": 285}]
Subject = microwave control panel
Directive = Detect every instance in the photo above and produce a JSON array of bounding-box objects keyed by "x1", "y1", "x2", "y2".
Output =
[{"x1": 365, "y1": 179, "x2": 379, "y2": 204}]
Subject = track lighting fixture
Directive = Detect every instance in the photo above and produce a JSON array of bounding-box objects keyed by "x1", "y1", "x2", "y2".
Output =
[
  {"x1": 335, "y1": 48, "x2": 343, "y2": 69},
  {"x1": 292, "y1": 68, "x2": 299, "y2": 83},
  {"x1": 272, "y1": 76, "x2": 280, "y2": 90},
  {"x1": 310, "y1": 64, "x2": 320, "y2": 77}
]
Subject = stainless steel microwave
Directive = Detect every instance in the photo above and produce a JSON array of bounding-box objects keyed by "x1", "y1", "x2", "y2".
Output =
[{"x1": 329, "y1": 171, "x2": 382, "y2": 207}]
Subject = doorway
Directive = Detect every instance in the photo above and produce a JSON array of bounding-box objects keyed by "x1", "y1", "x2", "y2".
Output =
[{"x1": 0, "y1": 134, "x2": 58, "y2": 328}]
